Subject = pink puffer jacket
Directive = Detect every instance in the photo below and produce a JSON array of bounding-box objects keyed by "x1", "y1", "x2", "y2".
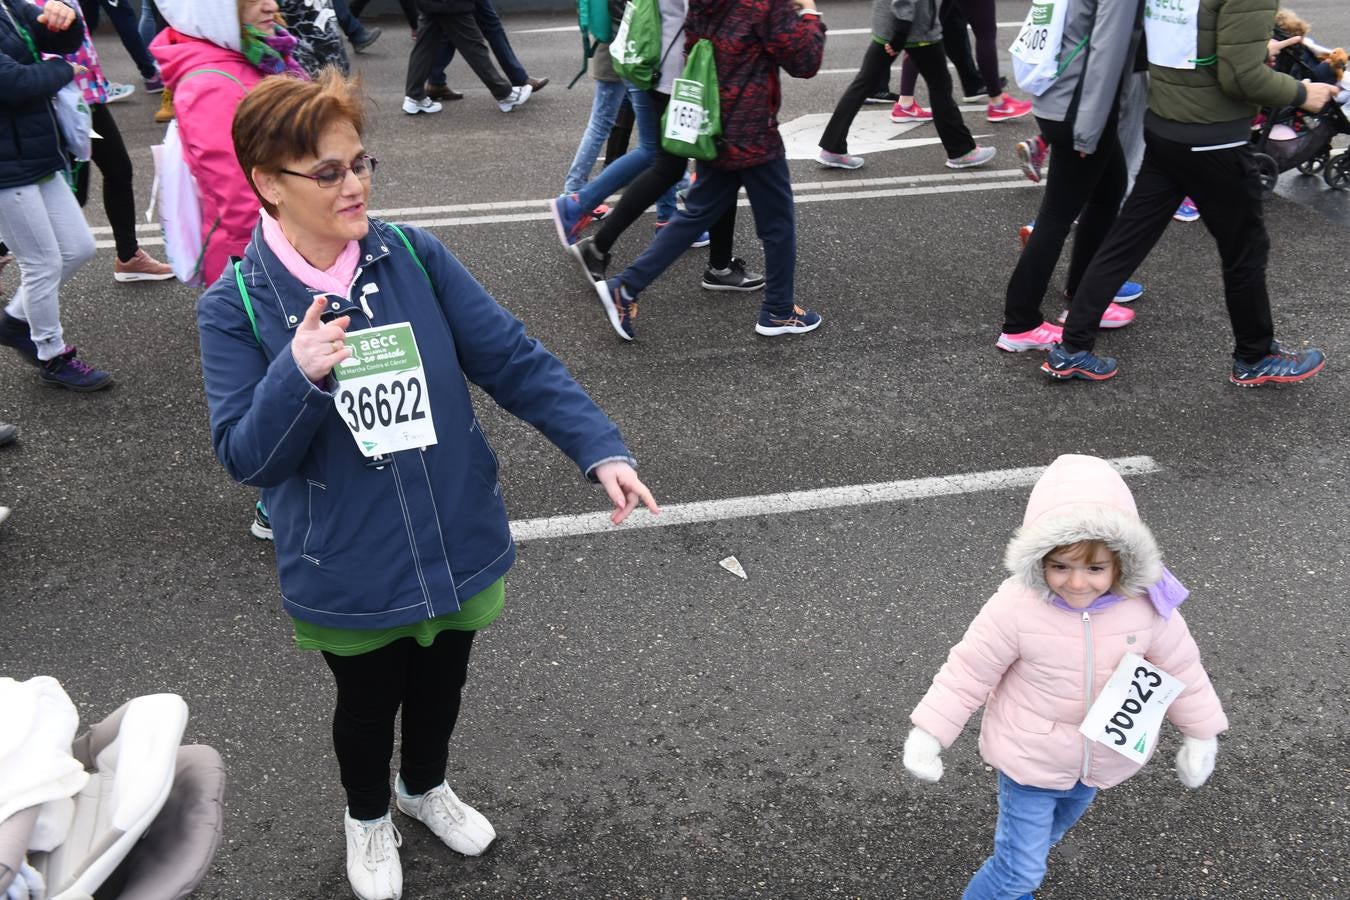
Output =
[{"x1": 910, "y1": 455, "x2": 1228, "y2": 790}]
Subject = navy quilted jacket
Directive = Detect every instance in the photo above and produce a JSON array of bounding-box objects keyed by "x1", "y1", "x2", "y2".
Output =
[
  {"x1": 0, "y1": 0, "x2": 82, "y2": 189},
  {"x1": 685, "y1": 0, "x2": 825, "y2": 170}
]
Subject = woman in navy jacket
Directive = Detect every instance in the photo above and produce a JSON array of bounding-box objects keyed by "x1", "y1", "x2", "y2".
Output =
[
  {"x1": 0, "y1": 0, "x2": 110, "y2": 390},
  {"x1": 198, "y1": 72, "x2": 658, "y2": 900}
]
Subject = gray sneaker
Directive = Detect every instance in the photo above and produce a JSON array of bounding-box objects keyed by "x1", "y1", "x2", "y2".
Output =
[
  {"x1": 702, "y1": 257, "x2": 765, "y2": 292},
  {"x1": 945, "y1": 145, "x2": 997, "y2": 169}
]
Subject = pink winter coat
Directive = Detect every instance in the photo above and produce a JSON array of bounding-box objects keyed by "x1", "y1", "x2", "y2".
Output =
[
  {"x1": 150, "y1": 29, "x2": 264, "y2": 286},
  {"x1": 910, "y1": 455, "x2": 1229, "y2": 791}
]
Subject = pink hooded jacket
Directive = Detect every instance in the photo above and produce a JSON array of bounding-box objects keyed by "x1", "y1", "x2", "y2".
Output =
[{"x1": 910, "y1": 455, "x2": 1228, "y2": 791}]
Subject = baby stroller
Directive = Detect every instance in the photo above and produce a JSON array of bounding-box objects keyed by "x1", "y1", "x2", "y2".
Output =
[
  {"x1": 1248, "y1": 40, "x2": 1350, "y2": 195},
  {"x1": 0, "y1": 679, "x2": 225, "y2": 899}
]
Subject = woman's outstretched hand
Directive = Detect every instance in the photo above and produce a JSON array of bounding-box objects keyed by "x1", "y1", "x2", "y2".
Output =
[{"x1": 594, "y1": 461, "x2": 660, "y2": 526}]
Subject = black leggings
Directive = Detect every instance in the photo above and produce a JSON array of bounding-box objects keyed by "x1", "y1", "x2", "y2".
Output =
[
  {"x1": 592, "y1": 89, "x2": 734, "y2": 270},
  {"x1": 74, "y1": 104, "x2": 138, "y2": 263},
  {"x1": 821, "y1": 40, "x2": 974, "y2": 159},
  {"x1": 900, "y1": 0, "x2": 1000, "y2": 99},
  {"x1": 322, "y1": 629, "x2": 476, "y2": 820}
]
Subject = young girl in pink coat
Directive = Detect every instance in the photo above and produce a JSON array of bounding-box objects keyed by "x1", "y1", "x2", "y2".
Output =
[
  {"x1": 901, "y1": 454, "x2": 1228, "y2": 899},
  {"x1": 150, "y1": 0, "x2": 307, "y2": 286}
]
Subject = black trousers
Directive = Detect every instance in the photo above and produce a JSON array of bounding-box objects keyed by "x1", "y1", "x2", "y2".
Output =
[
  {"x1": 1062, "y1": 132, "x2": 1275, "y2": 362},
  {"x1": 1002, "y1": 112, "x2": 1126, "y2": 334},
  {"x1": 404, "y1": 11, "x2": 509, "y2": 100},
  {"x1": 322, "y1": 629, "x2": 476, "y2": 820},
  {"x1": 592, "y1": 90, "x2": 734, "y2": 270},
  {"x1": 75, "y1": 103, "x2": 138, "y2": 263},
  {"x1": 820, "y1": 40, "x2": 974, "y2": 159}
]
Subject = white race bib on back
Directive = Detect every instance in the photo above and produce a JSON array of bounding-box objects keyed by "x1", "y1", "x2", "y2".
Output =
[
  {"x1": 1144, "y1": 0, "x2": 1202, "y2": 70},
  {"x1": 1009, "y1": 0, "x2": 1069, "y2": 96}
]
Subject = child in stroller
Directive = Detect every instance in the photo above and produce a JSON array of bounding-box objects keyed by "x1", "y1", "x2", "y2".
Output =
[{"x1": 1250, "y1": 8, "x2": 1350, "y2": 191}]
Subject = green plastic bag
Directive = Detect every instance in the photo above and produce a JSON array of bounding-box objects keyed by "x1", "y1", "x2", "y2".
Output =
[
  {"x1": 610, "y1": 0, "x2": 662, "y2": 91},
  {"x1": 660, "y1": 38, "x2": 720, "y2": 161}
]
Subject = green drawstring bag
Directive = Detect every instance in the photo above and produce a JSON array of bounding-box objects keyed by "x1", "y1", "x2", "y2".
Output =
[
  {"x1": 660, "y1": 38, "x2": 720, "y2": 160},
  {"x1": 610, "y1": 0, "x2": 662, "y2": 91}
]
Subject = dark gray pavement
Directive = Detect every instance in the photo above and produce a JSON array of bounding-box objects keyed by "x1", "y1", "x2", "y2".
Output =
[{"x1": 2, "y1": 2, "x2": 1348, "y2": 897}]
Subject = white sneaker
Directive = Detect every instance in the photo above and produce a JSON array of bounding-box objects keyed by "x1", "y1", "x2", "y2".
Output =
[
  {"x1": 497, "y1": 83, "x2": 532, "y2": 113},
  {"x1": 343, "y1": 810, "x2": 403, "y2": 900},
  {"x1": 945, "y1": 145, "x2": 997, "y2": 169},
  {"x1": 402, "y1": 95, "x2": 442, "y2": 115},
  {"x1": 395, "y1": 777, "x2": 496, "y2": 856},
  {"x1": 104, "y1": 82, "x2": 135, "y2": 103}
]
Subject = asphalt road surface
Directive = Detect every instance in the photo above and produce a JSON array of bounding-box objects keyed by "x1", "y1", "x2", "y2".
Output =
[{"x1": 2, "y1": 2, "x2": 1348, "y2": 897}]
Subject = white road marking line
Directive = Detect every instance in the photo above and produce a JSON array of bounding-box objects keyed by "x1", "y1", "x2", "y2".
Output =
[
  {"x1": 92, "y1": 172, "x2": 1037, "y2": 248},
  {"x1": 509, "y1": 456, "x2": 1162, "y2": 542}
]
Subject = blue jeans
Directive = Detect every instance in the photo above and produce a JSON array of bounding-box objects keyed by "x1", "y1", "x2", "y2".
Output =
[
  {"x1": 571, "y1": 83, "x2": 675, "y2": 220},
  {"x1": 428, "y1": 0, "x2": 527, "y2": 86},
  {"x1": 619, "y1": 157, "x2": 795, "y2": 314},
  {"x1": 86, "y1": 0, "x2": 158, "y2": 79},
  {"x1": 564, "y1": 80, "x2": 628, "y2": 193},
  {"x1": 963, "y1": 772, "x2": 1097, "y2": 900},
  {"x1": 136, "y1": 0, "x2": 163, "y2": 49}
]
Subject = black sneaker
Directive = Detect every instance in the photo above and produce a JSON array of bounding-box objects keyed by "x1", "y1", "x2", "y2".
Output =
[
  {"x1": 962, "y1": 76, "x2": 1008, "y2": 103},
  {"x1": 569, "y1": 236, "x2": 609, "y2": 284},
  {"x1": 864, "y1": 90, "x2": 899, "y2": 104},
  {"x1": 251, "y1": 501, "x2": 273, "y2": 540},
  {"x1": 351, "y1": 25, "x2": 382, "y2": 52},
  {"x1": 39, "y1": 347, "x2": 112, "y2": 391},
  {"x1": 0, "y1": 313, "x2": 39, "y2": 366},
  {"x1": 1230, "y1": 341, "x2": 1325, "y2": 387},
  {"x1": 702, "y1": 258, "x2": 765, "y2": 292}
]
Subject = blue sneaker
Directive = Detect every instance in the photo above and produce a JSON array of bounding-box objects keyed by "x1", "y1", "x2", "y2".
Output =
[
  {"x1": 1230, "y1": 341, "x2": 1325, "y2": 387},
  {"x1": 0, "y1": 313, "x2": 39, "y2": 366},
  {"x1": 1113, "y1": 281, "x2": 1144, "y2": 303},
  {"x1": 1173, "y1": 197, "x2": 1200, "y2": 222},
  {"x1": 38, "y1": 346, "x2": 113, "y2": 391},
  {"x1": 755, "y1": 304, "x2": 822, "y2": 336},
  {"x1": 593, "y1": 277, "x2": 636, "y2": 341},
  {"x1": 1041, "y1": 345, "x2": 1118, "y2": 381},
  {"x1": 548, "y1": 193, "x2": 592, "y2": 247}
]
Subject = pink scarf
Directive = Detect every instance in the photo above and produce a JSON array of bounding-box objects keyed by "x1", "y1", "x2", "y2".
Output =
[{"x1": 260, "y1": 209, "x2": 360, "y2": 299}]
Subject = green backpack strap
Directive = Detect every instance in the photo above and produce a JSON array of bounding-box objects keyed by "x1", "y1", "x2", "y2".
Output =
[
  {"x1": 233, "y1": 261, "x2": 262, "y2": 346},
  {"x1": 388, "y1": 223, "x2": 434, "y2": 291}
]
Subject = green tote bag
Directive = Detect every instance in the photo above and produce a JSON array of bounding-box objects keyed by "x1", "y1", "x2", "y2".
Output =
[{"x1": 660, "y1": 38, "x2": 720, "y2": 161}]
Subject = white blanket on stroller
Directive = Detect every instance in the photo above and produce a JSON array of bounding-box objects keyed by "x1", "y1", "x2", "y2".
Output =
[{"x1": 0, "y1": 677, "x2": 88, "y2": 851}]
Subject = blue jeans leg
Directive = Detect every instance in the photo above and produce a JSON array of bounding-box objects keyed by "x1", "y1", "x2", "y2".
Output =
[
  {"x1": 136, "y1": 0, "x2": 162, "y2": 49},
  {"x1": 738, "y1": 158, "x2": 796, "y2": 315},
  {"x1": 564, "y1": 80, "x2": 628, "y2": 193},
  {"x1": 963, "y1": 773, "x2": 1097, "y2": 900},
  {"x1": 100, "y1": 0, "x2": 158, "y2": 78},
  {"x1": 628, "y1": 86, "x2": 678, "y2": 221},
  {"x1": 474, "y1": 0, "x2": 528, "y2": 85},
  {"x1": 572, "y1": 82, "x2": 665, "y2": 212},
  {"x1": 619, "y1": 166, "x2": 741, "y2": 297}
]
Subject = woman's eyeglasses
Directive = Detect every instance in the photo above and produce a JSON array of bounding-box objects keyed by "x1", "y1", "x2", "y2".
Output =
[{"x1": 278, "y1": 155, "x2": 378, "y2": 189}]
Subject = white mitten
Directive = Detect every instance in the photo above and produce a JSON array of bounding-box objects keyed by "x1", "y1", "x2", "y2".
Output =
[
  {"x1": 902, "y1": 726, "x2": 945, "y2": 782},
  {"x1": 1175, "y1": 735, "x2": 1217, "y2": 788}
]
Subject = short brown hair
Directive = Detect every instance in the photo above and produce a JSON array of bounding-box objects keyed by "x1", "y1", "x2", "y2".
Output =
[{"x1": 232, "y1": 69, "x2": 367, "y2": 216}]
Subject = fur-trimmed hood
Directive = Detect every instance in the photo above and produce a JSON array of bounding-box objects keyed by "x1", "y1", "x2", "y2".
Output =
[{"x1": 1004, "y1": 454, "x2": 1162, "y2": 598}]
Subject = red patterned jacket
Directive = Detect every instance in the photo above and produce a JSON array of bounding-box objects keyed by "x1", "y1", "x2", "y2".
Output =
[{"x1": 684, "y1": 0, "x2": 826, "y2": 170}]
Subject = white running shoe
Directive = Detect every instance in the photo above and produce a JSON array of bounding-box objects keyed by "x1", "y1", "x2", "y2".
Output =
[
  {"x1": 395, "y1": 777, "x2": 496, "y2": 856},
  {"x1": 343, "y1": 810, "x2": 403, "y2": 900},
  {"x1": 105, "y1": 83, "x2": 135, "y2": 103},
  {"x1": 817, "y1": 149, "x2": 864, "y2": 170},
  {"x1": 497, "y1": 83, "x2": 533, "y2": 112},
  {"x1": 945, "y1": 145, "x2": 997, "y2": 169},
  {"x1": 402, "y1": 95, "x2": 442, "y2": 115}
]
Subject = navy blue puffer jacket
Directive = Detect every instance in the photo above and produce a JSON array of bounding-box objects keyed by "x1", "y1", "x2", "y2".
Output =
[{"x1": 0, "y1": 0, "x2": 82, "y2": 190}]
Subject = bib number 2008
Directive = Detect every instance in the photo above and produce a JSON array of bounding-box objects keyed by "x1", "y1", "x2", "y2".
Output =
[
  {"x1": 1102, "y1": 665, "x2": 1162, "y2": 745},
  {"x1": 338, "y1": 378, "x2": 427, "y2": 431}
]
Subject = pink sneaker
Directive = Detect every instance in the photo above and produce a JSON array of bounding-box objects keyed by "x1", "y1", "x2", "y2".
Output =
[
  {"x1": 996, "y1": 321, "x2": 1063, "y2": 352},
  {"x1": 890, "y1": 101, "x2": 932, "y2": 122},
  {"x1": 1057, "y1": 302, "x2": 1136, "y2": 330},
  {"x1": 987, "y1": 96, "x2": 1033, "y2": 122}
]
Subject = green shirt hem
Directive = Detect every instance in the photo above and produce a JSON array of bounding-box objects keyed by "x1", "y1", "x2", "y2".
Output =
[{"x1": 292, "y1": 578, "x2": 504, "y2": 656}]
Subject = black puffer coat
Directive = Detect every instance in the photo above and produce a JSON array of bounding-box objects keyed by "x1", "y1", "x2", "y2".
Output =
[{"x1": 0, "y1": 0, "x2": 82, "y2": 190}]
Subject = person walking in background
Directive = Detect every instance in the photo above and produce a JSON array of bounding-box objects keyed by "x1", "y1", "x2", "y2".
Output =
[
  {"x1": 896, "y1": 0, "x2": 1029, "y2": 120},
  {"x1": 592, "y1": 0, "x2": 827, "y2": 341},
  {"x1": 1043, "y1": 0, "x2": 1338, "y2": 385},
  {"x1": 817, "y1": 0, "x2": 994, "y2": 171},
  {"x1": 150, "y1": 0, "x2": 307, "y2": 287},
  {"x1": 0, "y1": 0, "x2": 112, "y2": 391},
  {"x1": 331, "y1": 0, "x2": 382, "y2": 53},
  {"x1": 37, "y1": 0, "x2": 174, "y2": 283},
  {"x1": 402, "y1": 0, "x2": 531, "y2": 115},
  {"x1": 351, "y1": 0, "x2": 416, "y2": 32},
  {"x1": 423, "y1": 0, "x2": 548, "y2": 100},
  {"x1": 84, "y1": 0, "x2": 164, "y2": 92}
]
